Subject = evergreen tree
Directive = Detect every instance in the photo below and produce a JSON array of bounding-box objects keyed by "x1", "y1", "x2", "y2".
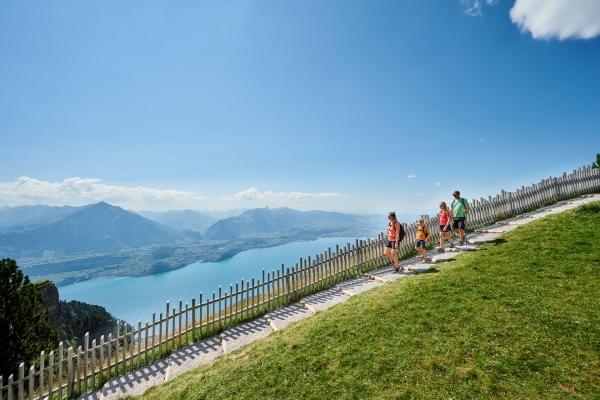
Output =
[
  {"x1": 593, "y1": 153, "x2": 600, "y2": 169},
  {"x1": 0, "y1": 259, "x2": 59, "y2": 379}
]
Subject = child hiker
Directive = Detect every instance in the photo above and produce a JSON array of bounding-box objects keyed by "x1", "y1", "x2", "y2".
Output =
[
  {"x1": 438, "y1": 202, "x2": 453, "y2": 252},
  {"x1": 415, "y1": 218, "x2": 430, "y2": 263}
]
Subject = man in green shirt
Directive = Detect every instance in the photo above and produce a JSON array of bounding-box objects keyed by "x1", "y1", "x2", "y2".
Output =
[{"x1": 449, "y1": 190, "x2": 470, "y2": 245}]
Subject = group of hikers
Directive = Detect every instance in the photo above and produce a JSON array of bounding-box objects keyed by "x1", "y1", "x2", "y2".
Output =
[{"x1": 384, "y1": 190, "x2": 471, "y2": 272}]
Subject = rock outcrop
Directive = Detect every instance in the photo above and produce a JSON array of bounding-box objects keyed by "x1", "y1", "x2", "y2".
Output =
[{"x1": 36, "y1": 280, "x2": 64, "y2": 340}]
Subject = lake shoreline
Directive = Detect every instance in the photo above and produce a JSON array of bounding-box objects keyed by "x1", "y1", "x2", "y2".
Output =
[{"x1": 59, "y1": 237, "x2": 362, "y2": 325}]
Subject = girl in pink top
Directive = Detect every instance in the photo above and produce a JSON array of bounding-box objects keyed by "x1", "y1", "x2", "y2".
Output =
[{"x1": 438, "y1": 202, "x2": 454, "y2": 252}]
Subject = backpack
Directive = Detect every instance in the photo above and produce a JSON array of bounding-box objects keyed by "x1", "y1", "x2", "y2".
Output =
[
  {"x1": 418, "y1": 225, "x2": 429, "y2": 239},
  {"x1": 389, "y1": 221, "x2": 406, "y2": 242}
]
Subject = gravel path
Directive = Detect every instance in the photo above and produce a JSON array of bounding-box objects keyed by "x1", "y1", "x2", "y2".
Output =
[
  {"x1": 301, "y1": 288, "x2": 350, "y2": 312},
  {"x1": 265, "y1": 303, "x2": 314, "y2": 331},
  {"x1": 221, "y1": 319, "x2": 273, "y2": 354},
  {"x1": 336, "y1": 277, "x2": 383, "y2": 295}
]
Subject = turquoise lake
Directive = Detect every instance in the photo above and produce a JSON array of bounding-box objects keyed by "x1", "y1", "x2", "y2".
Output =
[{"x1": 59, "y1": 237, "x2": 363, "y2": 325}]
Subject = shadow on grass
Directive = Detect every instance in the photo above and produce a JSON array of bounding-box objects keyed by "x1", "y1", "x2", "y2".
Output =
[{"x1": 415, "y1": 268, "x2": 439, "y2": 274}]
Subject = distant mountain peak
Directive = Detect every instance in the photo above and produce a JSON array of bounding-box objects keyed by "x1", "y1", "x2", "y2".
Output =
[
  {"x1": 204, "y1": 207, "x2": 359, "y2": 240},
  {"x1": 0, "y1": 202, "x2": 201, "y2": 257}
]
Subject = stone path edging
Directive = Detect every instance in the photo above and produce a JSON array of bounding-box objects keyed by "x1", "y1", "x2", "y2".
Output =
[{"x1": 78, "y1": 194, "x2": 600, "y2": 399}]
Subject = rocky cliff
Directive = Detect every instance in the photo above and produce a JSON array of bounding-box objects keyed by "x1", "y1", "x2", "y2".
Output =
[
  {"x1": 36, "y1": 280, "x2": 64, "y2": 340},
  {"x1": 37, "y1": 280, "x2": 119, "y2": 346}
]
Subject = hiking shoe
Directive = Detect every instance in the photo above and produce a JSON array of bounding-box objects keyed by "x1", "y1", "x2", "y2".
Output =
[
  {"x1": 459, "y1": 241, "x2": 465, "y2": 246},
  {"x1": 438, "y1": 248, "x2": 445, "y2": 253},
  {"x1": 448, "y1": 242, "x2": 455, "y2": 248}
]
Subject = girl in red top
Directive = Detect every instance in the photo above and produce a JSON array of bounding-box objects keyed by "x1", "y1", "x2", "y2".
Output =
[
  {"x1": 385, "y1": 212, "x2": 402, "y2": 272},
  {"x1": 438, "y1": 202, "x2": 454, "y2": 252}
]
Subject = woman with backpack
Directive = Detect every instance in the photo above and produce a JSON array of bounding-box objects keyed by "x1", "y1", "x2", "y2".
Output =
[
  {"x1": 385, "y1": 212, "x2": 403, "y2": 273},
  {"x1": 437, "y1": 202, "x2": 454, "y2": 252}
]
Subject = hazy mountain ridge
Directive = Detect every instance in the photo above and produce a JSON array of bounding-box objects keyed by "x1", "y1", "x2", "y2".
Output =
[
  {"x1": 204, "y1": 207, "x2": 362, "y2": 240},
  {"x1": 136, "y1": 209, "x2": 217, "y2": 233},
  {"x1": 0, "y1": 202, "x2": 201, "y2": 257},
  {"x1": 0, "y1": 204, "x2": 89, "y2": 230},
  {"x1": 199, "y1": 209, "x2": 249, "y2": 219}
]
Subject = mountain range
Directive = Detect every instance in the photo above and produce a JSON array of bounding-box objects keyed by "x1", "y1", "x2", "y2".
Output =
[
  {"x1": 0, "y1": 202, "x2": 200, "y2": 257},
  {"x1": 204, "y1": 207, "x2": 362, "y2": 240},
  {"x1": 0, "y1": 202, "x2": 378, "y2": 262}
]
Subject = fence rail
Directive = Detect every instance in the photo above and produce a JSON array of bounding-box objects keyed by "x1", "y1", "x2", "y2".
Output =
[{"x1": 1, "y1": 165, "x2": 599, "y2": 400}]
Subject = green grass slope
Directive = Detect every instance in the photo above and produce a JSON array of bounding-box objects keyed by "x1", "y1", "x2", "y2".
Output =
[{"x1": 138, "y1": 202, "x2": 600, "y2": 399}]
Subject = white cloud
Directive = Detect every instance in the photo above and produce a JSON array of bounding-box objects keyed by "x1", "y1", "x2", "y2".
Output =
[
  {"x1": 0, "y1": 177, "x2": 341, "y2": 211},
  {"x1": 434, "y1": 183, "x2": 441, "y2": 187},
  {"x1": 461, "y1": 0, "x2": 497, "y2": 17},
  {"x1": 221, "y1": 188, "x2": 340, "y2": 202},
  {"x1": 407, "y1": 175, "x2": 416, "y2": 179},
  {"x1": 510, "y1": 0, "x2": 600, "y2": 40},
  {"x1": 462, "y1": 0, "x2": 483, "y2": 16},
  {"x1": 0, "y1": 177, "x2": 206, "y2": 208}
]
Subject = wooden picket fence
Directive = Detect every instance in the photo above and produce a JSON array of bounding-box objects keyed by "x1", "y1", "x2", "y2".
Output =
[{"x1": 1, "y1": 164, "x2": 599, "y2": 400}]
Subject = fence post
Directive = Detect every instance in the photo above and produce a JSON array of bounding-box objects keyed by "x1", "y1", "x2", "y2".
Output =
[
  {"x1": 83, "y1": 332, "x2": 88, "y2": 392},
  {"x1": 356, "y1": 239, "x2": 361, "y2": 274},
  {"x1": 76, "y1": 347, "x2": 81, "y2": 395},
  {"x1": 178, "y1": 300, "x2": 183, "y2": 350},
  {"x1": 90, "y1": 341, "x2": 96, "y2": 390},
  {"x1": 158, "y1": 313, "x2": 163, "y2": 359},
  {"x1": 286, "y1": 267, "x2": 291, "y2": 303},
  {"x1": 122, "y1": 324, "x2": 127, "y2": 375},
  {"x1": 28, "y1": 366, "x2": 34, "y2": 400},
  {"x1": 191, "y1": 298, "x2": 196, "y2": 342},
  {"x1": 114, "y1": 321, "x2": 120, "y2": 376},
  {"x1": 39, "y1": 350, "x2": 45, "y2": 399},
  {"x1": 137, "y1": 320, "x2": 142, "y2": 368},
  {"x1": 7, "y1": 374, "x2": 12, "y2": 400},
  {"x1": 48, "y1": 350, "x2": 54, "y2": 399},
  {"x1": 18, "y1": 362, "x2": 24, "y2": 400}
]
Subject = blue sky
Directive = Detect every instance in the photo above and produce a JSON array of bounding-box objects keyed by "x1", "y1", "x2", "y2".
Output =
[{"x1": 1, "y1": 0, "x2": 599, "y2": 213}]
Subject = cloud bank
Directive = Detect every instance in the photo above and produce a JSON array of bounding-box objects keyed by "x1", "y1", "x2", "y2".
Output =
[
  {"x1": 221, "y1": 188, "x2": 340, "y2": 202},
  {"x1": 0, "y1": 177, "x2": 207, "y2": 208},
  {"x1": 510, "y1": 0, "x2": 600, "y2": 40},
  {"x1": 0, "y1": 177, "x2": 341, "y2": 211}
]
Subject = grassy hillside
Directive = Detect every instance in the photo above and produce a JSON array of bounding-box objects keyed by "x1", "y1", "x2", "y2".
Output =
[{"x1": 137, "y1": 202, "x2": 600, "y2": 399}]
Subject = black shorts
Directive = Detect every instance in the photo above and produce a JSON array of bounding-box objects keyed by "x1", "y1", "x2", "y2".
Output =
[
  {"x1": 385, "y1": 240, "x2": 397, "y2": 249},
  {"x1": 452, "y1": 217, "x2": 466, "y2": 230},
  {"x1": 415, "y1": 239, "x2": 426, "y2": 249},
  {"x1": 440, "y1": 225, "x2": 452, "y2": 233}
]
